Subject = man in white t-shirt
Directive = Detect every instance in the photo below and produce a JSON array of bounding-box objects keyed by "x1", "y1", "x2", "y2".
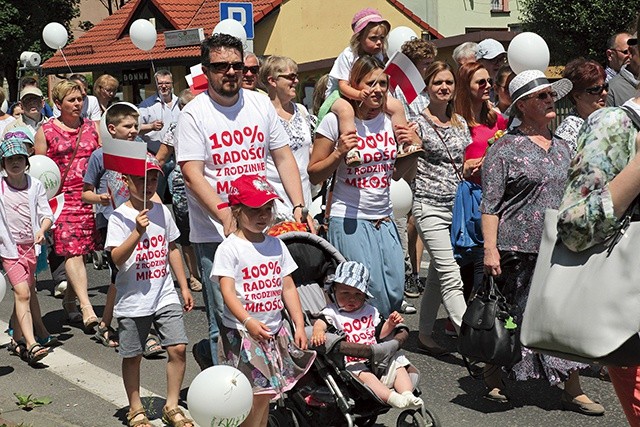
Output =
[{"x1": 175, "y1": 33, "x2": 308, "y2": 368}]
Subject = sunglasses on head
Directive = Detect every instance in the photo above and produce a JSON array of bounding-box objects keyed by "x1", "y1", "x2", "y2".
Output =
[
  {"x1": 476, "y1": 78, "x2": 494, "y2": 87},
  {"x1": 243, "y1": 65, "x2": 259, "y2": 74},
  {"x1": 584, "y1": 83, "x2": 608, "y2": 95},
  {"x1": 526, "y1": 91, "x2": 557, "y2": 101},
  {"x1": 207, "y1": 61, "x2": 244, "y2": 73}
]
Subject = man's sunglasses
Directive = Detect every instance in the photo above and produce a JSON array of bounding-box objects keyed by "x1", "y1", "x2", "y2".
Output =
[
  {"x1": 243, "y1": 65, "x2": 260, "y2": 74},
  {"x1": 207, "y1": 61, "x2": 244, "y2": 73},
  {"x1": 584, "y1": 83, "x2": 608, "y2": 95}
]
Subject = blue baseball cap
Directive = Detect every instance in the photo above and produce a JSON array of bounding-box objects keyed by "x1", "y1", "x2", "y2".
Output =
[{"x1": 0, "y1": 136, "x2": 29, "y2": 159}]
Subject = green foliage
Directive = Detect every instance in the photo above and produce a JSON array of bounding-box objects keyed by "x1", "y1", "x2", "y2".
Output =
[
  {"x1": 13, "y1": 393, "x2": 52, "y2": 411},
  {"x1": 520, "y1": 0, "x2": 640, "y2": 65}
]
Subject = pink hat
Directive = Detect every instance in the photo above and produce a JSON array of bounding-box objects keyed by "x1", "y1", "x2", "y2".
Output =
[
  {"x1": 351, "y1": 8, "x2": 390, "y2": 34},
  {"x1": 226, "y1": 175, "x2": 282, "y2": 208}
]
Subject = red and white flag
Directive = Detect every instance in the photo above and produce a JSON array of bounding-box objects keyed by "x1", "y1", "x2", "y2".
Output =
[
  {"x1": 186, "y1": 63, "x2": 208, "y2": 95},
  {"x1": 48, "y1": 194, "x2": 65, "y2": 223},
  {"x1": 385, "y1": 51, "x2": 426, "y2": 105},
  {"x1": 103, "y1": 138, "x2": 148, "y2": 176}
]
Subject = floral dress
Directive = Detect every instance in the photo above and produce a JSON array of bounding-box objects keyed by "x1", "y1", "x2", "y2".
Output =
[
  {"x1": 481, "y1": 128, "x2": 588, "y2": 384},
  {"x1": 554, "y1": 110, "x2": 583, "y2": 155},
  {"x1": 43, "y1": 119, "x2": 100, "y2": 256}
]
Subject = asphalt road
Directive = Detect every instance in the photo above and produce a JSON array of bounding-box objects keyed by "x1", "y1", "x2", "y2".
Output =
[{"x1": 0, "y1": 256, "x2": 630, "y2": 427}]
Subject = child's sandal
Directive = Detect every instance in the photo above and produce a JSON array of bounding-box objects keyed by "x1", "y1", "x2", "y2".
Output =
[
  {"x1": 25, "y1": 343, "x2": 49, "y2": 365},
  {"x1": 162, "y1": 406, "x2": 194, "y2": 427},
  {"x1": 126, "y1": 407, "x2": 150, "y2": 427}
]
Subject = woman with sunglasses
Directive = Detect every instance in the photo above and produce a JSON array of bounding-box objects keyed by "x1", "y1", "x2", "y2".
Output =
[
  {"x1": 556, "y1": 58, "x2": 608, "y2": 154},
  {"x1": 260, "y1": 56, "x2": 314, "y2": 221},
  {"x1": 308, "y1": 55, "x2": 419, "y2": 318},
  {"x1": 480, "y1": 70, "x2": 604, "y2": 415}
]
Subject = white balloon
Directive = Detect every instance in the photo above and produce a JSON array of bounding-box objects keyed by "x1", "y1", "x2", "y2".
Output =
[
  {"x1": 187, "y1": 366, "x2": 253, "y2": 427},
  {"x1": 507, "y1": 32, "x2": 550, "y2": 74},
  {"x1": 130, "y1": 19, "x2": 157, "y2": 51},
  {"x1": 42, "y1": 22, "x2": 68, "y2": 50},
  {"x1": 309, "y1": 196, "x2": 323, "y2": 218},
  {"x1": 28, "y1": 155, "x2": 61, "y2": 200},
  {"x1": 0, "y1": 274, "x2": 5, "y2": 304},
  {"x1": 390, "y1": 178, "x2": 413, "y2": 218},
  {"x1": 387, "y1": 26, "x2": 418, "y2": 59},
  {"x1": 213, "y1": 19, "x2": 248, "y2": 46}
]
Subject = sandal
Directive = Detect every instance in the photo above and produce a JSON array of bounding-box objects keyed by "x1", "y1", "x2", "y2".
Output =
[
  {"x1": 143, "y1": 335, "x2": 165, "y2": 358},
  {"x1": 162, "y1": 406, "x2": 194, "y2": 427},
  {"x1": 397, "y1": 143, "x2": 424, "y2": 159},
  {"x1": 95, "y1": 325, "x2": 119, "y2": 348},
  {"x1": 80, "y1": 304, "x2": 99, "y2": 331},
  {"x1": 25, "y1": 343, "x2": 49, "y2": 365},
  {"x1": 63, "y1": 299, "x2": 83, "y2": 324},
  {"x1": 8, "y1": 339, "x2": 26, "y2": 358},
  {"x1": 127, "y1": 407, "x2": 151, "y2": 427},
  {"x1": 188, "y1": 276, "x2": 203, "y2": 292}
]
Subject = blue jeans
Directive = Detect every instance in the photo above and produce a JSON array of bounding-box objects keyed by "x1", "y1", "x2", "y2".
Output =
[{"x1": 194, "y1": 242, "x2": 223, "y2": 365}]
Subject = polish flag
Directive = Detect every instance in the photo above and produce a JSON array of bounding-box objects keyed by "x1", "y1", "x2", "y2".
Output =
[
  {"x1": 384, "y1": 51, "x2": 426, "y2": 105},
  {"x1": 103, "y1": 138, "x2": 148, "y2": 176},
  {"x1": 48, "y1": 194, "x2": 65, "y2": 223},
  {"x1": 186, "y1": 64, "x2": 208, "y2": 95}
]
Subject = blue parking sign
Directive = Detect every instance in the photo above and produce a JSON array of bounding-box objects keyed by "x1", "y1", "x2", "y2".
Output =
[{"x1": 220, "y1": 2, "x2": 254, "y2": 39}]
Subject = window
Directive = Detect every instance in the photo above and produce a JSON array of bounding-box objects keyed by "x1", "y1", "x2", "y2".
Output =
[{"x1": 491, "y1": 0, "x2": 510, "y2": 12}]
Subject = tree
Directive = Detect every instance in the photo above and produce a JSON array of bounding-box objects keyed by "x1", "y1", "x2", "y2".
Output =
[
  {"x1": 0, "y1": 0, "x2": 80, "y2": 102},
  {"x1": 99, "y1": 0, "x2": 130, "y2": 15},
  {"x1": 520, "y1": 0, "x2": 640, "y2": 65}
]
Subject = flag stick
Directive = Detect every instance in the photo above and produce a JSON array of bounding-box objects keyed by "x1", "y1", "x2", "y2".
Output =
[{"x1": 143, "y1": 161, "x2": 148, "y2": 211}]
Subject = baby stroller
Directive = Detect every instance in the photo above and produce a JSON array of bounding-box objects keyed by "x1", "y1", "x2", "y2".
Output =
[{"x1": 268, "y1": 231, "x2": 440, "y2": 427}]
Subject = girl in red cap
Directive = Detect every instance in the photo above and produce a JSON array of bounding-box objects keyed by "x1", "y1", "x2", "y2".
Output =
[{"x1": 213, "y1": 174, "x2": 315, "y2": 427}]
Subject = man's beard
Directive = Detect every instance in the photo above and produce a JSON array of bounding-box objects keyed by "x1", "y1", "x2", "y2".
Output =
[{"x1": 214, "y1": 79, "x2": 240, "y2": 98}]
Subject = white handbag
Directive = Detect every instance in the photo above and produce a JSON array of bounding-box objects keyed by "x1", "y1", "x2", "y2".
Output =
[{"x1": 521, "y1": 208, "x2": 640, "y2": 366}]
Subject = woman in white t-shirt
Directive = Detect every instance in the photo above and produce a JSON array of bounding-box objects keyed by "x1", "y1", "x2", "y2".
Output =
[
  {"x1": 261, "y1": 56, "x2": 314, "y2": 220},
  {"x1": 308, "y1": 55, "x2": 420, "y2": 318}
]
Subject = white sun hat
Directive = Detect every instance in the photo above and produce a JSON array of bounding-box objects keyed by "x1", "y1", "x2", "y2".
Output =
[{"x1": 505, "y1": 69, "x2": 573, "y2": 116}]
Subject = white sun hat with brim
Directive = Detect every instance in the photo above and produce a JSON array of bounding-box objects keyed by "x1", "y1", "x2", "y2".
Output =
[{"x1": 504, "y1": 69, "x2": 573, "y2": 116}]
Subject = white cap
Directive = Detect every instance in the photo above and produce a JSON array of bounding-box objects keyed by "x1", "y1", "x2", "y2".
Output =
[{"x1": 476, "y1": 38, "x2": 506, "y2": 60}]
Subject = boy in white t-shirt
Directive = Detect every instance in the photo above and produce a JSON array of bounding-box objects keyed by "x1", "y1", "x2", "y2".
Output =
[{"x1": 105, "y1": 154, "x2": 194, "y2": 427}]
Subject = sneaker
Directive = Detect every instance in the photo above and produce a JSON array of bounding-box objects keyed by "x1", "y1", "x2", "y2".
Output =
[
  {"x1": 404, "y1": 275, "x2": 420, "y2": 298},
  {"x1": 400, "y1": 300, "x2": 417, "y2": 314},
  {"x1": 417, "y1": 276, "x2": 426, "y2": 293},
  {"x1": 54, "y1": 280, "x2": 68, "y2": 298}
]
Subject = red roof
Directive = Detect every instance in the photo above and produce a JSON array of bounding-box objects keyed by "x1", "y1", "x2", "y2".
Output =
[
  {"x1": 43, "y1": 0, "x2": 441, "y2": 73},
  {"x1": 43, "y1": 0, "x2": 282, "y2": 72}
]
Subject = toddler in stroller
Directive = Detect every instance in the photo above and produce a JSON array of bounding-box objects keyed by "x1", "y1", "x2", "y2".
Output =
[{"x1": 269, "y1": 231, "x2": 438, "y2": 427}]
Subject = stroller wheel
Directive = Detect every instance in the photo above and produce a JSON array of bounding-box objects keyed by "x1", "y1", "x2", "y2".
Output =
[
  {"x1": 92, "y1": 251, "x2": 104, "y2": 270},
  {"x1": 355, "y1": 416, "x2": 377, "y2": 427},
  {"x1": 396, "y1": 407, "x2": 440, "y2": 427},
  {"x1": 268, "y1": 405, "x2": 300, "y2": 427}
]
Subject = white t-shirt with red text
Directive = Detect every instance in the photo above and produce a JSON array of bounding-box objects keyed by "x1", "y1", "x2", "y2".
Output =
[
  {"x1": 315, "y1": 112, "x2": 396, "y2": 219},
  {"x1": 105, "y1": 202, "x2": 181, "y2": 318},
  {"x1": 321, "y1": 302, "x2": 381, "y2": 363},
  {"x1": 175, "y1": 90, "x2": 289, "y2": 243},
  {"x1": 212, "y1": 233, "x2": 297, "y2": 333}
]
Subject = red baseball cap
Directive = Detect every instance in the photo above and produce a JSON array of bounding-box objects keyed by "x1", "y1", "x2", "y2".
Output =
[{"x1": 226, "y1": 175, "x2": 282, "y2": 208}]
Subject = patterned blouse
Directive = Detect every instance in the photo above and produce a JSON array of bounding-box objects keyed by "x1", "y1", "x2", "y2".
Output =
[
  {"x1": 412, "y1": 114, "x2": 471, "y2": 207},
  {"x1": 554, "y1": 111, "x2": 583, "y2": 155},
  {"x1": 481, "y1": 129, "x2": 573, "y2": 253},
  {"x1": 557, "y1": 106, "x2": 638, "y2": 252}
]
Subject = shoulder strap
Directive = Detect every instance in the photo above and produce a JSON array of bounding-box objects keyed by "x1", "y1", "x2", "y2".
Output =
[
  {"x1": 620, "y1": 105, "x2": 640, "y2": 131},
  {"x1": 58, "y1": 120, "x2": 84, "y2": 195}
]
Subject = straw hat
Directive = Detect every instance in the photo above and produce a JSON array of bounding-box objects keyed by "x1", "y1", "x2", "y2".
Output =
[{"x1": 505, "y1": 70, "x2": 572, "y2": 116}]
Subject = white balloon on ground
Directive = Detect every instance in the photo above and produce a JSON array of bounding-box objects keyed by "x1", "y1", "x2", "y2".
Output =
[
  {"x1": 390, "y1": 178, "x2": 413, "y2": 218},
  {"x1": 42, "y1": 22, "x2": 69, "y2": 50},
  {"x1": 507, "y1": 32, "x2": 550, "y2": 74},
  {"x1": 213, "y1": 19, "x2": 248, "y2": 46},
  {"x1": 28, "y1": 155, "x2": 61, "y2": 200},
  {"x1": 187, "y1": 365, "x2": 253, "y2": 427},
  {"x1": 387, "y1": 26, "x2": 418, "y2": 58},
  {"x1": 130, "y1": 19, "x2": 157, "y2": 51},
  {"x1": 0, "y1": 274, "x2": 6, "y2": 303}
]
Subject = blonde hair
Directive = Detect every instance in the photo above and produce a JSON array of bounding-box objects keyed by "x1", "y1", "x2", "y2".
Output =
[
  {"x1": 52, "y1": 80, "x2": 81, "y2": 104},
  {"x1": 259, "y1": 56, "x2": 298, "y2": 88},
  {"x1": 312, "y1": 74, "x2": 330, "y2": 115},
  {"x1": 93, "y1": 74, "x2": 119, "y2": 94},
  {"x1": 349, "y1": 22, "x2": 389, "y2": 56},
  {"x1": 231, "y1": 202, "x2": 276, "y2": 231}
]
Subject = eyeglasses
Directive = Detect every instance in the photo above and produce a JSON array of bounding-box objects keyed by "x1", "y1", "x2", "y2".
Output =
[
  {"x1": 101, "y1": 87, "x2": 116, "y2": 95},
  {"x1": 156, "y1": 81, "x2": 173, "y2": 86},
  {"x1": 277, "y1": 73, "x2": 299, "y2": 81},
  {"x1": 243, "y1": 65, "x2": 259, "y2": 74},
  {"x1": 584, "y1": 83, "x2": 609, "y2": 95},
  {"x1": 476, "y1": 78, "x2": 493, "y2": 87},
  {"x1": 207, "y1": 61, "x2": 244, "y2": 74},
  {"x1": 612, "y1": 48, "x2": 630, "y2": 55},
  {"x1": 526, "y1": 91, "x2": 557, "y2": 101}
]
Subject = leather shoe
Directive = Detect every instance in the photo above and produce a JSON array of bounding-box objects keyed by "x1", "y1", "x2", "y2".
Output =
[
  {"x1": 416, "y1": 340, "x2": 450, "y2": 357},
  {"x1": 560, "y1": 391, "x2": 605, "y2": 416}
]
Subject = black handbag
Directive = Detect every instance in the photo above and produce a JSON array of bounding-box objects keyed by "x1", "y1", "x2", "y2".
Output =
[{"x1": 458, "y1": 275, "x2": 522, "y2": 369}]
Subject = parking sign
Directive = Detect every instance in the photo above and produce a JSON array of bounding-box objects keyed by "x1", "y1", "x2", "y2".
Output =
[{"x1": 220, "y1": 2, "x2": 254, "y2": 39}]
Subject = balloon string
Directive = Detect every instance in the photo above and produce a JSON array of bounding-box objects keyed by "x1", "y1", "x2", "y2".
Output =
[{"x1": 59, "y1": 48, "x2": 73, "y2": 74}]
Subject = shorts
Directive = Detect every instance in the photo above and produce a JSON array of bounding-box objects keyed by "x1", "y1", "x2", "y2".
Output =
[
  {"x1": 172, "y1": 206, "x2": 191, "y2": 246},
  {"x1": 117, "y1": 303, "x2": 188, "y2": 358},
  {"x1": 2, "y1": 243, "x2": 37, "y2": 287}
]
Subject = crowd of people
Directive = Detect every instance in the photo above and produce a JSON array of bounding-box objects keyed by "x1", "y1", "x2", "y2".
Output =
[{"x1": 1, "y1": 6, "x2": 640, "y2": 427}]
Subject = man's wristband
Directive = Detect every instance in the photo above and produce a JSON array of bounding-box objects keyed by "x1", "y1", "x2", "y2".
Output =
[{"x1": 292, "y1": 204, "x2": 305, "y2": 214}]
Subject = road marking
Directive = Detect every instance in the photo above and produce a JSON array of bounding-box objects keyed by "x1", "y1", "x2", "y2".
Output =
[{"x1": 0, "y1": 319, "x2": 191, "y2": 427}]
